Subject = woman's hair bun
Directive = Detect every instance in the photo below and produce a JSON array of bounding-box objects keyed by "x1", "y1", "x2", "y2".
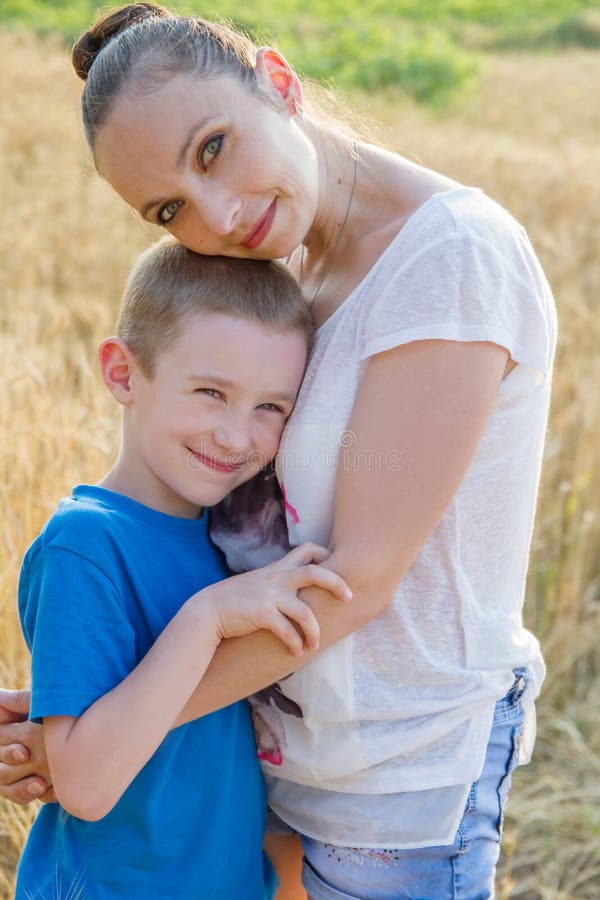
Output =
[{"x1": 72, "y1": 2, "x2": 173, "y2": 81}]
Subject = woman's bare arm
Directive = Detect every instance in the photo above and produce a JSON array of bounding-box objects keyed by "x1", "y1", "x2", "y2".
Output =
[
  {"x1": 0, "y1": 547, "x2": 350, "y2": 813},
  {"x1": 0, "y1": 339, "x2": 508, "y2": 784},
  {"x1": 175, "y1": 338, "x2": 509, "y2": 724},
  {"x1": 41, "y1": 547, "x2": 350, "y2": 821}
]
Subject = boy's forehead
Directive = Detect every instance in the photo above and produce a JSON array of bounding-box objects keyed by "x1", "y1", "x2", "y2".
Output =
[
  {"x1": 159, "y1": 311, "x2": 307, "y2": 384},
  {"x1": 175, "y1": 310, "x2": 307, "y2": 351}
]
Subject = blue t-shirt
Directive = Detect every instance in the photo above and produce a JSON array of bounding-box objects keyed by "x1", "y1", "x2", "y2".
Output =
[{"x1": 16, "y1": 485, "x2": 276, "y2": 900}]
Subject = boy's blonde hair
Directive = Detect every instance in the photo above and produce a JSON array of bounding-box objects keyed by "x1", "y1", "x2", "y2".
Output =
[{"x1": 117, "y1": 238, "x2": 313, "y2": 377}]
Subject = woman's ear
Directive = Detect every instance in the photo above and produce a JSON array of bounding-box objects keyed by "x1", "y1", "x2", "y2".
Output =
[
  {"x1": 254, "y1": 47, "x2": 304, "y2": 117},
  {"x1": 98, "y1": 337, "x2": 138, "y2": 405}
]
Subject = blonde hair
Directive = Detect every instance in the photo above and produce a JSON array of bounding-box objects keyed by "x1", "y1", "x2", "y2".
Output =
[{"x1": 118, "y1": 238, "x2": 313, "y2": 377}]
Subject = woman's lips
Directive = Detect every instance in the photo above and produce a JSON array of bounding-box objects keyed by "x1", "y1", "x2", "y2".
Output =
[
  {"x1": 241, "y1": 200, "x2": 276, "y2": 249},
  {"x1": 189, "y1": 449, "x2": 244, "y2": 474}
]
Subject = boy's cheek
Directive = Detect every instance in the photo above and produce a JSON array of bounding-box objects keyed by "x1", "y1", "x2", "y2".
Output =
[
  {"x1": 256, "y1": 423, "x2": 286, "y2": 465},
  {"x1": 233, "y1": 441, "x2": 279, "y2": 491},
  {"x1": 265, "y1": 428, "x2": 285, "y2": 463}
]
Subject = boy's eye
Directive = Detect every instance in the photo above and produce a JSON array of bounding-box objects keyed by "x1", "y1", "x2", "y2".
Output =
[
  {"x1": 200, "y1": 134, "x2": 224, "y2": 169},
  {"x1": 157, "y1": 200, "x2": 182, "y2": 226},
  {"x1": 197, "y1": 388, "x2": 223, "y2": 399},
  {"x1": 259, "y1": 403, "x2": 286, "y2": 415}
]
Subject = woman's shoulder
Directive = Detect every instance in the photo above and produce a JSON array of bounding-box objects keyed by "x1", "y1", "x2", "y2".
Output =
[
  {"x1": 406, "y1": 186, "x2": 523, "y2": 242},
  {"x1": 372, "y1": 186, "x2": 536, "y2": 283},
  {"x1": 434, "y1": 187, "x2": 528, "y2": 241}
]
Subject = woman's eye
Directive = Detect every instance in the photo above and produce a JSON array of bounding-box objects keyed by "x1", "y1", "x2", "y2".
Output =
[
  {"x1": 157, "y1": 200, "x2": 182, "y2": 226},
  {"x1": 200, "y1": 134, "x2": 224, "y2": 169}
]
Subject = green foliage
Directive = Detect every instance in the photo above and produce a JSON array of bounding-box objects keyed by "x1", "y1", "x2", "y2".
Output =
[
  {"x1": 0, "y1": 0, "x2": 97, "y2": 38},
  {"x1": 550, "y1": 8, "x2": 600, "y2": 48},
  {"x1": 261, "y1": 19, "x2": 479, "y2": 105},
  {"x1": 0, "y1": 0, "x2": 597, "y2": 103}
]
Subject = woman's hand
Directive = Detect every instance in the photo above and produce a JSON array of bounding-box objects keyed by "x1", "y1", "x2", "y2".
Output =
[
  {"x1": 0, "y1": 689, "x2": 55, "y2": 804},
  {"x1": 203, "y1": 542, "x2": 352, "y2": 657}
]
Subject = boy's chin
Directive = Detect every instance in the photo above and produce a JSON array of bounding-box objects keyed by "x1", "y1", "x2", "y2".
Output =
[{"x1": 195, "y1": 470, "x2": 262, "y2": 509}]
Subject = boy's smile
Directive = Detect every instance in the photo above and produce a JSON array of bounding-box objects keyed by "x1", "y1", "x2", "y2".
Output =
[
  {"x1": 103, "y1": 311, "x2": 307, "y2": 519},
  {"x1": 188, "y1": 448, "x2": 245, "y2": 474}
]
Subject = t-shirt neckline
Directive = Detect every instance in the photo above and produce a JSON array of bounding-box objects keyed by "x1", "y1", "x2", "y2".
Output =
[{"x1": 316, "y1": 186, "x2": 480, "y2": 336}]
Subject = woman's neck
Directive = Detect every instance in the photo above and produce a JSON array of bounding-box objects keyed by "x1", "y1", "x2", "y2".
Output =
[{"x1": 297, "y1": 140, "x2": 460, "y2": 326}]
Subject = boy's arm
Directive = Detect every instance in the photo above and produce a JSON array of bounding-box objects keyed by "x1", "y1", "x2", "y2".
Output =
[
  {"x1": 44, "y1": 594, "x2": 221, "y2": 821},
  {"x1": 43, "y1": 545, "x2": 349, "y2": 821}
]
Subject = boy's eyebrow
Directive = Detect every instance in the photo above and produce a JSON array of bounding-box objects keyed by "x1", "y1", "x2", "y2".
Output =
[
  {"x1": 140, "y1": 118, "x2": 216, "y2": 221},
  {"x1": 189, "y1": 373, "x2": 297, "y2": 405}
]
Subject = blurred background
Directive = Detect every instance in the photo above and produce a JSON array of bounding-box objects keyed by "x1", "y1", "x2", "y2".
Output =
[{"x1": 1, "y1": 1, "x2": 599, "y2": 897}]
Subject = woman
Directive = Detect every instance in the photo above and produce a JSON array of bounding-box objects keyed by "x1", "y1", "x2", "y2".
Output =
[{"x1": 0, "y1": 4, "x2": 556, "y2": 898}]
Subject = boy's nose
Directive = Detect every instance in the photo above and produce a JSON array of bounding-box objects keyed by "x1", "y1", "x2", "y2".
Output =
[{"x1": 213, "y1": 415, "x2": 252, "y2": 456}]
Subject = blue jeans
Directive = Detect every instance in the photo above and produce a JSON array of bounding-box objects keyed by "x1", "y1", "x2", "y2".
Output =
[{"x1": 300, "y1": 672, "x2": 528, "y2": 900}]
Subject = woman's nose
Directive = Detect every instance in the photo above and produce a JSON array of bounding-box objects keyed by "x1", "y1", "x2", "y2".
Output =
[{"x1": 192, "y1": 183, "x2": 241, "y2": 237}]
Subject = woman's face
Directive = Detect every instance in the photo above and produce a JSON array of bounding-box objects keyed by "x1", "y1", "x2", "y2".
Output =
[{"x1": 95, "y1": 72, "x2": 320, "y2": 258}]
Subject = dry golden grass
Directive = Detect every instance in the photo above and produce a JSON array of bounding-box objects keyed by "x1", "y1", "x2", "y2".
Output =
[{"x1": 1, "y1": 30, "x2": 599, "y2": 899}]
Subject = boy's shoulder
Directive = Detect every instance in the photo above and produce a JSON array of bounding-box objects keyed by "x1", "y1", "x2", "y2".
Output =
[
  {"x1": 27, "y1": 485, "x2": 213, "y2": 569},
  {"x1": 28, "y1": 487, "x2": 129, "y2": 565}
]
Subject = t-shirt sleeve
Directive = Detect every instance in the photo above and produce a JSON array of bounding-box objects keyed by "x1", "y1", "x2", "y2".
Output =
[
  {"x1": 20, "y1": 545, "x2": 137, "y2": 722},
  {"x1": 361, "y1": 228, "x2": 554, "y2": 375}
]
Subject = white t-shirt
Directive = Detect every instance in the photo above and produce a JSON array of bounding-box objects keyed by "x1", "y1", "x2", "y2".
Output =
[{"x1": 262, "y1": 187, "x2": 557, "y2": 847}]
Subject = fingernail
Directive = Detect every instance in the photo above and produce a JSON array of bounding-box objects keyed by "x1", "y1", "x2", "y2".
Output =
[
  {"x1": 344, "y1": 589, "x2": 353, "y2": 601},
  {"x1": 27, "y1": 783, "x2": 43, "y2": 796},
  {"x1": 13, "y1": 749, "x2": 27, "y2": 762}
]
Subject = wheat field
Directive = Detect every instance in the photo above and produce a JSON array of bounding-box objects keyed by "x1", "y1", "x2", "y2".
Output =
[{"x1": 0, "y1": 30, "x2": 599, "y2": 899}]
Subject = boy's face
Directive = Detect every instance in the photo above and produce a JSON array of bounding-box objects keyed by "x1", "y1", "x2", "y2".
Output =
[{"x1": 122, "y1": 311, "x2": 307, "y2": 518}]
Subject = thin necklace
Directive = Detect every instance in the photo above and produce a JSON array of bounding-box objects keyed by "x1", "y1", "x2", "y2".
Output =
[{"x1": 300, "y1": 142, "x2": 359, "y2": 306}]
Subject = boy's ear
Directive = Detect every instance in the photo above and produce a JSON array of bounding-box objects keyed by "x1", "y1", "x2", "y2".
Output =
[
  {"x1": 254, "y1": 47, "x2": 304, "y2": 117},
  {"x1": 98, "y1": 337, "x2": 138, "y2": 405}
]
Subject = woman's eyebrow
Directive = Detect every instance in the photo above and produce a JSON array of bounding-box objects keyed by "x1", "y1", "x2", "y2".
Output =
[
  {"x1": 140, "y1": 118, "x2": 215, "y2": 220},
  {"x1": 141, "y1": 196, "x2": 167, "y2": 221},
  {"x1": 175, "y1": 119, "x2": 214, "y2": 171}
]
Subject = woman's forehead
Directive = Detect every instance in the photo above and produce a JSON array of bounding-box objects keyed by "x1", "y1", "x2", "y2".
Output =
[
  {"x1": 94, "y1": 74, "x2": 240, "y2": 182},
  {"x1": 109, "y1": 72, "x2": 246, "y2": 127}
]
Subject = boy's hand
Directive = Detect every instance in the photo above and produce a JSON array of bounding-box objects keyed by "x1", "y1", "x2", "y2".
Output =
[
  {"x1": 205, "y1": 543, "x2": 352, "y2": 657},
  {"x1": 0, "y1": 689, "x2": 55, "y2": 804}
]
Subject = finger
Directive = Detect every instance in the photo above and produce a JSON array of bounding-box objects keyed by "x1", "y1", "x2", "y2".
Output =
[
  {"x1": 0, "y1": 719, "x2": 42, "y2": 761},
  {"x1": 275, "y1": 543, "x2": 331, "y2": 569},
  {"x1": 40, "y1": 786, "x2": 58, "y2": 804},
  {"x1": 278, "y1": 597, "x2": 320, "y2": 651},
  {"x1": 0, "y1": 742, "x2": 30, "y2": 765},
  {"x1": 294, "y1": 565, "x2": 353, "y2": 601},
  {"x1": 0, "y1": 757, "x2": 44, "y2": 785},
  {"x1": 0, "y1": 688, "x2": 31, "y2": 724},
  {"x1": 0, "y1": 774, "x2": 48, "y2": 804},
  {"x1": 262, "y1": 613, "x2": 305, "y2": 657}
]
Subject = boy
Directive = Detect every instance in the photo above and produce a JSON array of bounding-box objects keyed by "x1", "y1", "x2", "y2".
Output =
[{"x1": 15, "y1": 239, "x2": 351, "y2": 899}]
